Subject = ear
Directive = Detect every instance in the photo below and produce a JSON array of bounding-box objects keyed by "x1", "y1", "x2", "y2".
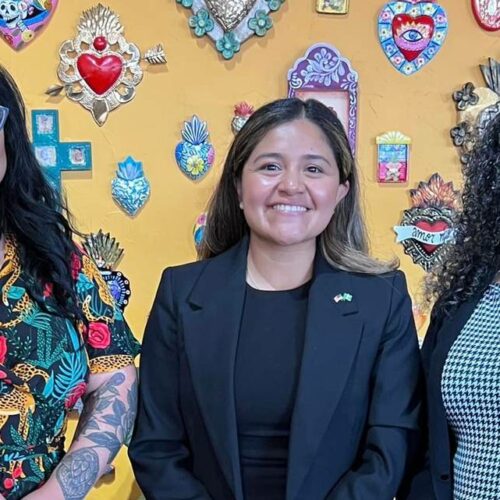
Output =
[{"x1": 335, "y1": 180, "x2": 350, "y2": 205}]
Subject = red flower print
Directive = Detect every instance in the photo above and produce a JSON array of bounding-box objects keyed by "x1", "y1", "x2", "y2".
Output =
[
  {"x1": 12, "y1": 466, "x2": 22, "y2": 479},
  {"x1": 0, "y1": 337, "x2": 8, "y2": 365},
  {"x1": 43, "y1": 282, "x2": 53, "y2": 298},
  {"x1": 87, "y1": 322, "x2": 111, "y2": 349},
  {"x1": 71, "y1": 252, "x2": 82, "y2": 280},
  {"x1": 65, "y1": 382, "x2": 87, "y2": 409},
  {"x1": 3, "y1": 478, "x2": 14, "y2": 489}
]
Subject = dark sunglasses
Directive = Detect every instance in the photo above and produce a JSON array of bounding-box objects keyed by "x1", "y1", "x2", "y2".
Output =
[{"x1": 0, "y1": 106, "x2": 8, "y2": 130}]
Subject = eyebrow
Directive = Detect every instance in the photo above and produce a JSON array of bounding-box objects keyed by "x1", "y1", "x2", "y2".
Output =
[{"x1": 253, "y1": 152, "x2": 332, "y2": 165}]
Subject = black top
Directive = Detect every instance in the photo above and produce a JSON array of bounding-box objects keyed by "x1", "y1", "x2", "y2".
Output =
[{"x1": 235, "y1": 282, "x2": 310, "y2": 500}]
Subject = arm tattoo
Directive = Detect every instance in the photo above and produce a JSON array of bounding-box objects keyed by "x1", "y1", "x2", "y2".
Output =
[
  {"x1": 56, "y1": 371, "x2": 138, "y2": 496},
  {"x1": 56, "y1": 448, "x2": 99, "y2": 500}
]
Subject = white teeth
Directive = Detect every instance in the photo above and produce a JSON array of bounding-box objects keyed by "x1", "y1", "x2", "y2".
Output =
[{"x1": 272, "y1": 204, "x2": 308, "y2": 213}]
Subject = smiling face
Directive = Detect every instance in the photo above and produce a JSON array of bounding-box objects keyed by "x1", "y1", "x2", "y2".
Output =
[{"x1": 237, "y1": 118, "x2": 349, "y2": 251}]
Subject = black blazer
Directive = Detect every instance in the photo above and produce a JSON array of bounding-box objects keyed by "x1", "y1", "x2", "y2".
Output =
[
  {"x1": 129, "y1": 239, "x2": 422, "y2": 500},
  {"x1": 400, "y1": 295, "x2": 483, "y2": 500}
]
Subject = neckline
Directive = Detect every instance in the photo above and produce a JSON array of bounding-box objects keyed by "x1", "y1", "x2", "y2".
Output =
[{"x1": 246, "y1": 280, "x2": 312, "y2": 295}]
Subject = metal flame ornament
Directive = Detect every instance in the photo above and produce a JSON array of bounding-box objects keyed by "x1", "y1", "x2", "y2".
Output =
[
  {"x1": 48, "y1": 4, "x2": 166, "y2": 126},
  {"x1": 82, "y1": 230, "x2": 131, "y2": 310},
  {"x1": 177, "y1": 0, "x2": 285, "y2": 61}
]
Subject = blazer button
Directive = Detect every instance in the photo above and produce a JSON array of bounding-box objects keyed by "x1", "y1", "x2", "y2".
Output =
[{"x1": 440, "y1": 474, "x2": 450, "y2": 481}]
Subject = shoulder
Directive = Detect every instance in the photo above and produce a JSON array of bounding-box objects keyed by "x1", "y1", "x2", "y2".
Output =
[{"x1": 345, "y1": 269, "x2": 409, "y2": 299}]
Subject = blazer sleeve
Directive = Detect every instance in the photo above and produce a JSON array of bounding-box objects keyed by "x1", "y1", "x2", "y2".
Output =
[
  {"x1": 326, "y1": 272, "x2": 423, "y2": 500},
  {"x1": 128, "y1": 269, "x2": 212, "y2": 500}
]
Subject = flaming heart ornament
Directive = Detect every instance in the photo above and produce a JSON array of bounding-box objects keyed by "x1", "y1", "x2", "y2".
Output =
[
  {"x1": 177, "y1": 0, "x2": 285, "y2": 61},
  {"x1": 378, "y1": 0, "x2": 448, "y2": 76},
  {"x1": 47, "y1": 4, "x2": 166, "y2": 126},
  {"x1": 0, "y1": 0, "x2": 58, "y2": 50}
]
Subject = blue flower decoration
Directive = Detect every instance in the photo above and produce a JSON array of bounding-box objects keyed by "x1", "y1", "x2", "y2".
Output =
[
  {"x1": 248, "y1": 10, "x2": 273, "y2": 37},
  {"x1": 188, "y1": 9, "x2": 214, "y2": 37},
  {"x1": 216, "y1": 32, "x2": 240, "y2": 60},
  {"x1": 266, "y1": 0, "x2": 284, "y2": 11},
  {"x1": 176, "y1": 0, "x2": 193, "y2": 7}
]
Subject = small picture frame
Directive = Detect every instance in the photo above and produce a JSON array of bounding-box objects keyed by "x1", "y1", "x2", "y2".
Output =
[
  {"x1": 376, "y1": 131, "x2": 411, "y2": 183},
  {"x1": 34, "y1": 145, "x2": 57, "y2": 167},
  {"x1": 316, "y1": 0, "x2": 349, "y2": 14},
  {"x1": 287, "y1": 43, "x2": 359, "y2": 154},
  {"x1": 36, "y1": 113, "x2": 55, "y2": 135},
  {"x1": 69, "y1": 146, "x2": 86, "y2": 166}
]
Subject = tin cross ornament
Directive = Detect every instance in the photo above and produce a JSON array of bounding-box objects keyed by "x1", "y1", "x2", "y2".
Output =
[{"x1": 177, "y1": 0, "x2": 285, "y2": 60}]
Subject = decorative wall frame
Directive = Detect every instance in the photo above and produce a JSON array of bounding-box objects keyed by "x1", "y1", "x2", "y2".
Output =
[
  {"x1": 471, "y1": 0, "x2": 500, "y2": 31},
  {"x1": 175, "y1": 116, "x2": 215, "y2": 181},
  {"x1": 0, "y1": 0, "x2": 58, "y2": 50},
  {"x1": 31, "y1": 109, "x2": 92, "y2": 192},
  {"x1": 287, "y1": 43, "x2": 358, "y2": 153},
  {"x1": 82, "y1": 230, "x2": 131, "y2": 311},
  {"x1": 316, "y1": 0, "x2": 349, "y2": 14},
  {"x1": 376, "y1": 131, "x2": 411, "y2": 183},
  {"x1": 177, "y1": 0, "x2": 285, "y2": 61},
  {"x1": 378, "y1": 0, "x2": 448, "y2": 76},
  {"x1": 450, "y1": 58, "x2": 500, "y2": 165},
  {"x1": 46, "y1": 4, "x2": 165, "y2": 126},
  {"x1": 394, "y1": 173, "x2": 460, "y2": 272},
  {"x1": 111, "y1": 156, "x2": 151, "y2": 217}
]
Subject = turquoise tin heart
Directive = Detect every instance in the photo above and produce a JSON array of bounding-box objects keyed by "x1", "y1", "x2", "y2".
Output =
[{"x1": 175, "y1": 115, "x2": 215, "y2": 181}]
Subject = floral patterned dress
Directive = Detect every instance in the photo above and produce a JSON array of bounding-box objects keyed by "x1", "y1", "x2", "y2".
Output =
[{"x1": 0, "y1": 236, "x2": 140, "y2": 499}]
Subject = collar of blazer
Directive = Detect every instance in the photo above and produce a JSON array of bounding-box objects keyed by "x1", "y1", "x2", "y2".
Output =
[{"x1": 182, "y1": 235, "x2": 362, "y2": 500}]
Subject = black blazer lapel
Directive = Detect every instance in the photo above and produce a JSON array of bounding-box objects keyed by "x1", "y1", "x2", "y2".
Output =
[
  {"x1": 287, "y1": 259, "x2": 363, "y2": 500},
  {"x1": 182, "y1": 240, "x2": 248, "y2": 500},
  {"x1": 426, "y1": 296, "x2": 483, "y2": 479}
]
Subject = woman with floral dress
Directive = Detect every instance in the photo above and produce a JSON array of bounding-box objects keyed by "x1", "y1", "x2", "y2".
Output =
[{"x1": 0, "y1": 66, "x2": 140, "y2": 499}]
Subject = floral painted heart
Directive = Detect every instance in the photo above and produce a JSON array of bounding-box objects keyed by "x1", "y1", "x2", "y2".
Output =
[
  {"x1": 378, "y1": 1, "x2": 448, "y2": 75},
  {"x1": 0, "y1": 0, "x2": 58, "y2": 50},
  {"x1": 76, "y1": 53, "x2": 123, "y2": 95},
  {"x1": 176, "y1": 0, "x2": 285, "y2": 60},
  {"x1": 472, "y1": 0, "x2": 500, "y2": 31}
]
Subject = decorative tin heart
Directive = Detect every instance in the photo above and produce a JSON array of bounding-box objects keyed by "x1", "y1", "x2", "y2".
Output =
[
  {"x1": 205, "y1": 0, "x2": 257, "y2": 31},
  {"x1": 378, "y1": 1, "x2": 448, "y2": 75},
  {"x1": 76, "y1": 54, "x2": 123, "y2": 95},
  {"x1": 0, "y1": 0, "x2": 58, "y2": 50},
  {"x1": 472, "y1": 0, "x2": 500, "y2": 31},
  {"x1": 414, "y1": 219, "x2": 450, "y2": 253},
  {"x1": 177, "y1": 0, "x2": 285, "y2": 60}
]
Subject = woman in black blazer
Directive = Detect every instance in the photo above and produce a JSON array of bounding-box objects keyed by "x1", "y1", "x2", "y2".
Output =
[
  {"x1": 402, "y1": 114, "x2": 500, "y2": 499},
  {"x1": 129, "y1": 98, "x2": 422, "y2": 500}
]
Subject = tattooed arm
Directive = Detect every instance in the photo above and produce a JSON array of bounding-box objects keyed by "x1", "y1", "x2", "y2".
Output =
[{"x1": 24, "y1": 364, "x2": 138, "y2": 500}]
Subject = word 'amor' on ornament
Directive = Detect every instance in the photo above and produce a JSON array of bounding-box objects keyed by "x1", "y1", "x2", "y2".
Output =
[
  {"x1": 287, "y1": 43, "x2": 358, "y2": 153},
  {"x1": 376, "y1": 131, "x2": 411, "y2": 183},
  {"x1": 46, "y1": 4, "x2": 166, "y2": 126},
  {"x1": 111, "y1": 156, "x2": 151, "y2": 217},
  {"x1": 193, "y1": 212, "x2": 207, "y2": 248},
  {"x1": 82, "y1": 229, "x2": 131, "y2": 311},
  {"x1": 177, "y1": 0, "x2": 286, "y2": 61},
  {"x1": 450, "y1": 58, "x2": 500, "y2": 166},
  {"x1": 0, "y1": 0, "x2": 58, "y2": 50},
  {"x1": 394, "y1": 173, "x2": 460, "y2": 272},
  {"x1": 316, "y1": 0, "x2": 349, "y2": 14},
  {"x1": 472, "y1": 0, "x2": 500, "y2": 31},
  {"x1": 175, "y1": 116, "x2": 215, "y2": 181},
  {"x1": 31, "y1": 109, "x2": 92, "y2": 193},
  {"x1": 232, "y1": 102, "x2": 254, "y2": 134},
  {"x1": 378, "y1": 0, "x2": 448, "y2": 76}
]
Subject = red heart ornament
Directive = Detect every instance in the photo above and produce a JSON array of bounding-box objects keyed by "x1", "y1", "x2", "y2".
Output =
[
  {"x1": 472, "y1": 0, "x2": 500, "y2": 31},
  {"x1": 414, "y1": 220, "x2": 449, "y2": 254},
  {"x1": 392, "y1": 14, "x2": 435, "y2": 62},
  {"x1": 77, "y1": 54, "x2": 123, "y2": 95}
]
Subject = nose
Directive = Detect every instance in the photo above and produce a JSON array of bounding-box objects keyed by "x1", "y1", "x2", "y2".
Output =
[{"x1": 278, "y1": 169, "x2": 304, "y2": 195}]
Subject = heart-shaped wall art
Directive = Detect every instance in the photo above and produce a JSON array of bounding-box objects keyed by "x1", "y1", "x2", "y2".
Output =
[
  {"x1": 0, "y1": 0, "x2": 58, "y2": 50},
  {"x1": 378, "y1": 0, "x2": 448, "y2": 75},
  {"x1": 472, "y1": 0, "x2": 500, "y2": 31},
  {"x1": 177, "y1": 0, "x2": 285, "y2": 60}
]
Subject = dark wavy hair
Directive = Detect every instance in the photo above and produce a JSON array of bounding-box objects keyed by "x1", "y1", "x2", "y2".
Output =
[
  {"x1": 426, "y1": 112, "x2": 500, "y2": 316},
  {"x1": 0, "y1": 65, "x2": 81, "y2": 319},
  {"x1": 198, "y1": 98, "x2": 396, "y2": 274}
]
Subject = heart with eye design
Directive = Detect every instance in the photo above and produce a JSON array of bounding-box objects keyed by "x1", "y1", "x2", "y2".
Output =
[{"x1": 378, "y1": 0, "x2": 448, "y2": 76}]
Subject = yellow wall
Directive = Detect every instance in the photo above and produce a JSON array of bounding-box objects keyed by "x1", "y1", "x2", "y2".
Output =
[{"x1": 0, "y1": 0, "x2": 497, "y2": 498}]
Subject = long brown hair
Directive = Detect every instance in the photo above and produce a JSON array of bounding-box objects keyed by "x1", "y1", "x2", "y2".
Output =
[{"x1": 198, "y1": 98, "x2": 396, "y2": 274}]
